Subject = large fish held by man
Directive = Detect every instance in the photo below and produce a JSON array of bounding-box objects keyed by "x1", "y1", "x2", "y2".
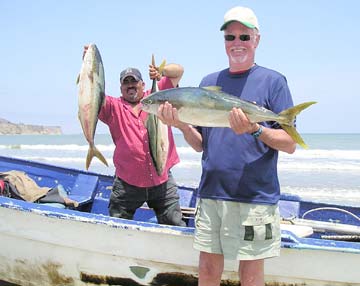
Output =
[
  {"x1": 145, "y1": 55, "x2": 168, "y2": 176},
  {"x1": 141, "y1": 86, "x2": 316, "y2": 149},
  {"x1": 77, "y1": 43, "x2": 108, "y2": 169}
]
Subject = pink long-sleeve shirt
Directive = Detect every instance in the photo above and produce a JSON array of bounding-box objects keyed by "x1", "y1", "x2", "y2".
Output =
[{"x1": 98, "y1": 77, "x2": 179, "y2": 187}]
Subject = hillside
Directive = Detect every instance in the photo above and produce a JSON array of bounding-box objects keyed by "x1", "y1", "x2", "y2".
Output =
[{"x1": 0, "y1": 118, "x2": 62, "y2": 135}]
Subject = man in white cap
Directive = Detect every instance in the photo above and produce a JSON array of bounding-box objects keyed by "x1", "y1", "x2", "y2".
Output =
[{"x1": 158, "y1": 6, "x2": 297, "y2": 286}]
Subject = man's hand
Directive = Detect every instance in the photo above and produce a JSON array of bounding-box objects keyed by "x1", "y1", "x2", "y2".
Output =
[
  {"x1": 157, "y1": 101, "x2": 186, "y2": 129},
  {"x1": 229, "y1": 107, "x2": 258, "y2": 135},
  {"x1": 148, "y1": 64, "x2": 162, "y2": 81}
]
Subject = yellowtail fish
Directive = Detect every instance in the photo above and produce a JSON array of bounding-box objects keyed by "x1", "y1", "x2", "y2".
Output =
[
  {"x1": 145, "y1": 55, "x2": 169, "y2": 176},
  {"x1": 141, "y1": 86, "x2": 316, "y2": 149},
  {"x1": 77, "y1": 43, "x2": 108, "y2": 169}
]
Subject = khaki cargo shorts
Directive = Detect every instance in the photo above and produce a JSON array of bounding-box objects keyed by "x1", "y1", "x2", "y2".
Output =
[{"x1": 193, "y1": 198, "x2": 281, "y2": 260}]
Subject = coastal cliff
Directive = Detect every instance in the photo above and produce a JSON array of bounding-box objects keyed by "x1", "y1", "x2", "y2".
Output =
[{"x1": 0, "y1": 118, "x2": 62, "y2": 135}]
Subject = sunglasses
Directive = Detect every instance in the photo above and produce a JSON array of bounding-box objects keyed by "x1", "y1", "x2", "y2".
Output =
[
  {"x1": 122, "y1": 77, "x2": 139, "y2": 84},
  {"x1": 224, "y1": 34, "x2": 251, "y2": 42}
]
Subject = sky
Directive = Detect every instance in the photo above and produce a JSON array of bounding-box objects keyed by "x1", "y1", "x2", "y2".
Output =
[{"x1": 1, "y1": 0, "x2": 359, "y2": 134}]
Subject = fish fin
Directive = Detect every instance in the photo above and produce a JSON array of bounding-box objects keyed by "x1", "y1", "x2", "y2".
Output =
[
  {"x1": 279, "y1": 101, "x2": 317, "y2": 125},
  {"x1": 278, "y1": 101, "x2": 317, "y2": 149},
  {"x1": 281, "y1": 125, "x2": 308, "y2": 149},
  {"x1": 76, "y1": 74, "x2": 80, "y2": 84},
  {"x1": 203, "y1": 86, "x2": 222, "y2": 91},
  {"x1": 158, "y1": 60, "x2": 166, "y2": 74},
  {"x1": 151, "y1": 54, "x2": 166, "y2": 74},
  {"x1": 86, "y1": 145, "x2": 108, "y2": 170}
]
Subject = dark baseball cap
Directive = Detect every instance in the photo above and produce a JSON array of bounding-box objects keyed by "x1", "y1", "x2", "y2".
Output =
[{"x1": 120, "y1": 67, "x2": 143, "y2": 83}]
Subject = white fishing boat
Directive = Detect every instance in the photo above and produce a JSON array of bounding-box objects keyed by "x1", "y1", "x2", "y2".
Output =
[{"x1": 0, "y1": 155, "x2": 359, "y2": 286}]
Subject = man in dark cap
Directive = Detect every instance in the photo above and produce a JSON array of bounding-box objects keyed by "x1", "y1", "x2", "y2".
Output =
[{"x1": 97, "y1": 59, "x2": 185, "y2": 226}]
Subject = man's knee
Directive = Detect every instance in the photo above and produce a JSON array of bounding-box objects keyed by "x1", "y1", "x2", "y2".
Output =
[
  {"x1": 109, "y1": 204, "x2": 134, "y2": 220},
  {"x1": 199, "y1": 252, "x2": 224, "y2": 284},
  {"x1": 156, "y1": 203, "x2": 186, "y2": 226}
]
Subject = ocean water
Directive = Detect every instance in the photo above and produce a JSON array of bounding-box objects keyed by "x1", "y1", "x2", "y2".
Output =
[{"x1": 0, "y1": 133, "x2": 359, "y2": 206}]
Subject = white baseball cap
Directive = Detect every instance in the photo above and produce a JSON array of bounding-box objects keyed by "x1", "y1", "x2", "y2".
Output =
[{"x1": 220, "y1": 6, "x2": 259, "y2": 31}]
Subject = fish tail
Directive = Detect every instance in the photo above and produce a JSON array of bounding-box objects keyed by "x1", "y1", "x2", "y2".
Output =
[
  {"x1": 86, "y1": 145, "x2": 109, "y2": 170},
  {"x1": 151, "y1": 54, "x2": 166, "y2": 94},
  {"x1": 279, "y1": 101, "x2": 317, "y2": 124},
  {"x1": 280, "y1": 125, "x2": 308, "y2": 149},
  {"x1": 278, "y1": 101, "x2": 317, "y2": 149},
  {"x1": 158, "y1": 60, "x2": 166, "y2": 74}
]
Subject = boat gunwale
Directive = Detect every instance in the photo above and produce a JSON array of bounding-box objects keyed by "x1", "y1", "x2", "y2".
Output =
[
  {"x1": 1, "y1": 195, "x2": 360, "y2": 254},
  {"x1": 0, "y1": 196, "x2": 194, "y2": 236}
]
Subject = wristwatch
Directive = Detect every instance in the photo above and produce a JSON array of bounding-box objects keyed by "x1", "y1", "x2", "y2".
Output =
[{"x1": 251, "y1": 125, "x2": 263, "y2": 138}]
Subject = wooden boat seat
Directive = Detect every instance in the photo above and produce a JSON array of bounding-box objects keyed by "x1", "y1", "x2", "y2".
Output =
[{"x1": 67, "y1": 174, "x2": 99, "y2": 206}]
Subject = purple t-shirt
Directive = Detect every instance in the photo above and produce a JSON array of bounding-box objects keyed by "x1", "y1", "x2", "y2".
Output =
[{"x1": 197, "y1": 65, "x2": 294, "y2": 204}]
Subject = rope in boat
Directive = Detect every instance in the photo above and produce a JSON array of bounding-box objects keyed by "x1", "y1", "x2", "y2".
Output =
[
  {"x1": 320, "y1": 234, "x2": 360, "y2": 242},
  {"x1": 302, "y1": 207, "x2": 360, "y2": 222}
]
